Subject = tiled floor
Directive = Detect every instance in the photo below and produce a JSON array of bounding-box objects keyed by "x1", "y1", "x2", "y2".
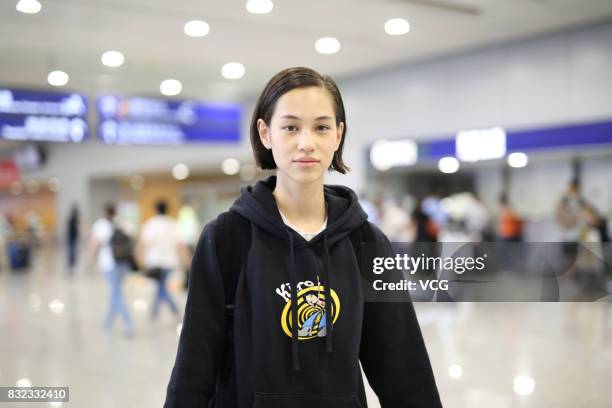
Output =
[{"x1": 1, "y1": 244, "x2": 611, "y2": 407}]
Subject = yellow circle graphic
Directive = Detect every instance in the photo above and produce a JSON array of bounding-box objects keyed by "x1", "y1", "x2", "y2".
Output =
[{"x1": 280, "y1": 285, "x2": 340, "y2": 340}]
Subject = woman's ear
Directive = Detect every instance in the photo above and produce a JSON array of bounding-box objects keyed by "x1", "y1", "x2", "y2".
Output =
[
  {"x1": 257, "y1": 119, "x2": 271, "y2": 150},
  {"x1": 335, "y1": 122, "x2": 344, "y2": 151}
]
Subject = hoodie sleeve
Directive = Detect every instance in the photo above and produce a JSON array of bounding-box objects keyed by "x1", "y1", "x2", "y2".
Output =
[
  {"x1": 359, "y1": 224, "x2": 443, "y2": 407},
  {"x1": 164, "y1": 219, "x2": 227, "y2": 407}
]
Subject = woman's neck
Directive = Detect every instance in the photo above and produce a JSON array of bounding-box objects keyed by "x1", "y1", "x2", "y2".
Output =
[{"x1": 273, "y1": 174, "x2": 326, "y2": 232}]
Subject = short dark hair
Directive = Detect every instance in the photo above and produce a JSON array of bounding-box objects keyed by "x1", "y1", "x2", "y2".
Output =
[
  {"x1": 250, "y1": 67, "x2": 349, "y2": 174},
  {"x1": 104, "y1": 203, "x2": 116, "y2": 219},
  {"x1": 155, "y1": 200, "x2": 168, "y2": 215}
]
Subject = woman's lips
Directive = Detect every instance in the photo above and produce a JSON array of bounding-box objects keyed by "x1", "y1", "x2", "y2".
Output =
[{"x1": 293, "y1": 159, "x2": 320, "y2": 167}]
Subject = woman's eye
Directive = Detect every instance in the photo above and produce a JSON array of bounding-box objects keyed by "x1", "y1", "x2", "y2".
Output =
[
  {"x1": 316, "y1": 125, "x2": 331, "y2": 132},
  {"x1": 282, "y1": 125, "x2": 298, "y2": 132}
]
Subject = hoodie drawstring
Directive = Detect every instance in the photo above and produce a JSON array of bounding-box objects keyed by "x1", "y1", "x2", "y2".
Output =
[
  {"x1": 286, "y1": 229, "x2": 335, "y2": 371},
  {"x1": 321, "y1": 234, "x2": 334, "y2": 353},
  {"x1": 286, "y1": 230, "x2": 301, "y2": 371}
]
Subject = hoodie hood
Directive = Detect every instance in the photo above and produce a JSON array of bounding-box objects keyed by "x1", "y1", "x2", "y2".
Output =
[{"x1": 230, "y1": 175, "x2": 368, "y2": 246}]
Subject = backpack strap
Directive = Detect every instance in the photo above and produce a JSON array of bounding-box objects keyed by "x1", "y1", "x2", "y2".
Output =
[
  {"x1": 349, "y1": 221, "x2": 376, "y2": 275},
  {"x1": 215, "y1": 211, "x2": 251, "y2": 307}
]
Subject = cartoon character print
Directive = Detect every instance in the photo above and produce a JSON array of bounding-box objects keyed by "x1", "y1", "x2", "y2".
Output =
[{"x1": 279, "y1": 279, "x2": 340, "y2": 340}]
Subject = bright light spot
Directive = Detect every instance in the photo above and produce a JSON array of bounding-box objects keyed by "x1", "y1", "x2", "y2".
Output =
[
  {"x1": 48, "y1": 299, "x2": 65, "y2": 315},
  {"x1": 101, "y1": 50, "x2": 125, "y2": 67},
  {"x1": 16, "y1": 378, "x2": 32, "y2": 387},
  {"x1": 176, "y1": 323, "x2": 183, "y2": 336},
  {"x1": 240, "y1": 164, "x2": 257, "y2": 181},
  {"x1": 48, "y1": 71, "x2": 69, "y2": 87},
  {"x1": 49, "y1": 402, "x2": 63, "y2": 407},
  {"x1": 184, "y1": 20, "x2": 210, "y2": 37},
  {"x1": 384, "y1": 18, "x2": 410, "y2": 35},
  {"x1": 508, "y1": 152, "x2": 528, "y2": 168},
  {"x1": 172, "y1": 163, "x2": 190, "y2": 180},
  {"x1": 246, "y1": 0, "x2": 273, "y2": 14},
  {"x1": 16, "y1": 0, "x2": 41, "y2": 14},
  {"x1": 130, "y1": 174, "x2": 145, "y2": 190},
  {"x1": 438, "y1": 157, "x2": 460, "y2": 174},
  {"x1": 221, "y1": 62, "x2": 245, "y2": 80},
  {"x1": 160, "y1": 79, "x2": 182, "y2": 96},
  {"x1": 449, "y1": 364, "x2": 463, "y2": 379},
  {"x1": 315, "y1": 37, "x2": 340, "y2": 55},
  {"x1": 370, "y1": 139, "x2": 418, "y2": 171},
  {"x1": 513, "y1": 376, "x2": 535, "y2": 396},
  {"x1": 456, "y1": 126, "x2": 506, "y2": 162},
  {"x1": 25, "y1": 180, "x2": 39, "y2": 194},
  {"x1": 133, "y1": 299, "x2": 148, "y2": 313},
  {"x1": 47, "y1": 177, "x2": 61, "y2": 192},
  {"x1": 10, "y1": 182, "x2": 23, "y2": 195},
  {"x1": 222, "y1": 158, "x2": 240, "y2": 175}
]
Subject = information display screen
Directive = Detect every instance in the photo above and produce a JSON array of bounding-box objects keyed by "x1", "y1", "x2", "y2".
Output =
[
  {"x1": 96, "y1": 95, "x2": 242, "y2": 145},
  {"x1": 0, "y1": 88, "x2": 88, "y2": 143}
]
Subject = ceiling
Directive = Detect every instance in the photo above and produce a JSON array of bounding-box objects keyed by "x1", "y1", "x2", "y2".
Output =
[{"x1": 1, "y1": 0, "x2": 612, "y2": 102}]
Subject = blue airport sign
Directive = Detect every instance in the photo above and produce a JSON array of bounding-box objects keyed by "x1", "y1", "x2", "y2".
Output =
[
  {"x1": 0, "y1": 88, "x2": 88, "y2": 143},
  {"x1": 96, "y1": 95, "x2": 242, "y2": 144}
]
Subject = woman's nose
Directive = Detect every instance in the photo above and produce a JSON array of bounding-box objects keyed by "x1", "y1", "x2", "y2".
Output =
[{"x1": 297, "y1": 129, "x2": 315, "y2": 151}]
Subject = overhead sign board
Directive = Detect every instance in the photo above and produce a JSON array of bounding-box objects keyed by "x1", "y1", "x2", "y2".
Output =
[
  {"x1": 0, "y1": 88, "x2": 88, "y2": 143},
  {"x1": 96, "y1": 95, "x2": 242, "y2": 145}
]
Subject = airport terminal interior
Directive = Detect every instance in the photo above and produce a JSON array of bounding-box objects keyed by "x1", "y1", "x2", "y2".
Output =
[{"x1": 1, "y1": 1, "x2": 612, "y2": 407}]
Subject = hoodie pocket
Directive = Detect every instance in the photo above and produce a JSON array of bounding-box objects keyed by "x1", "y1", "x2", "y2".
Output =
[{"x1": 252, "y1": 393, "x2": 362, "y2": 408}]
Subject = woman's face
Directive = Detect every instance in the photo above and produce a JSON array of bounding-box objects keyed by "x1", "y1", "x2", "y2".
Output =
[{"x1": 258, "y1": 86, "x2": 344, "y2": 185}]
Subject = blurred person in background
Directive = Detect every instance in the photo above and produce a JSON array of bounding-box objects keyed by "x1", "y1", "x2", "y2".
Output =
[
  {"x1": 379, "y1": 196, "x2": 411, "y2": 241},
  {"x1": 177, "y1": 198, "x2": 200, "y2": 289},
  {"x1": 136, "y1": 199, "x2": 182, "y2": 321},
  {"x1": 0, "y1": 212, "x2": 13, "y2": 271},
  {"x1": 498, "y1": 193, "x2": 523, "y2": 242},
  {"x1": 422, "y1": 191, "x2": 449, "y2": 231},
  {"x1": 358, "y1": 192, "x2": 380, "y2": 226},
  {"x1": 412, "y1": 198, "x2": 438, "y2": 242},
  {"x1": 556, "y1": 179, "x2": 586, "y2": 278},
  {"x1": 66, "y1": 204, "x2": 81, "y2": 276},
  {"x1": 86, "y1": 203, "x2": 133, "y2": 336},
  {"x1": 464, "y1": 193, "x2": 492, "y2": 242}
]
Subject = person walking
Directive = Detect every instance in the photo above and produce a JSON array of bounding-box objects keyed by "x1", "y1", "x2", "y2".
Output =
[
  {"x1": 137, "y1": 200, "x2": 182, "y2": 321},
  {"x1": 87, "y1": 203, "x2": 133, "y2": 336}
]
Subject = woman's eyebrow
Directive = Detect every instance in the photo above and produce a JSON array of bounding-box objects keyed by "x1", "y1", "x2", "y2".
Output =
[{"x1": 279, "y1": 115, "x2": 334, "y2": 120}]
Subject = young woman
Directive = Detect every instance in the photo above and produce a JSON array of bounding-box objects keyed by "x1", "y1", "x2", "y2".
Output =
[{"x1": 164, "y1": 67, "x2": 442, "y2": 408}]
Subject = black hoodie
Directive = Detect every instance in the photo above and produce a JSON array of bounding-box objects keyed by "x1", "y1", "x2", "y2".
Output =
[{"x1": 165, "y1": 176, "x2": 442, "y2": 408}]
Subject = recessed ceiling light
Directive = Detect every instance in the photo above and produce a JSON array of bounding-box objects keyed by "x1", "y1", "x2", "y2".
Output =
[
  {"x1": 16, "y1": 0, "x2": 41, "y2": 14},
  {"x1": 438, "y1": 157, "x2": 460, "y2": 174},
  {"x1": 222, "y1": 158, "x2": 240, "y2": 175},
  {"x1": 384, "y1": 18, "x2": 410, "y2": 36},
  {"x1": 48, "y1": 70, "x2": 69, "y2": 87},
  {"x1": 184, "y1": 20, "x2": 210, "y2": 37},
  {"x1": 101, "y1": 50, "x2": 124, "y2": 67},
  {"x1": 315, "y1": 37, "x2": 340, "y2": 55},
  {"x1": 221, "y1": 62, "x2": 245, "y2": 79},
  {"x1": 507, "y1": 152, "x2": 528, "y2": 168},
  {"x1": 246, "y1": 0, "x2": 273, "y2": 14},
  {"x1": 172, "y1": 163, "x2": 190, "y2": 180},
  {"x1": 160, "y1": 79, "x2": 182, "y2": 96}
]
